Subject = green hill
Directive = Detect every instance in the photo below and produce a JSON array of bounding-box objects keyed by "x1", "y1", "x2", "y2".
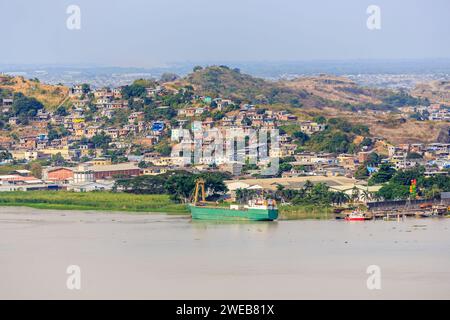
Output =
[
  {"x1": 184, "y1": 65, "x2": 311, "y2": 107},
  {"x1": 178, "y1": 65, "x2": 426, "y2": 113}
]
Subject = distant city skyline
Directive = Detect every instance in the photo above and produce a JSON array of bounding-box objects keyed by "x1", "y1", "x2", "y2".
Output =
[{"x1": 1, "y1": 0, "x2": 450, "y2": 68}]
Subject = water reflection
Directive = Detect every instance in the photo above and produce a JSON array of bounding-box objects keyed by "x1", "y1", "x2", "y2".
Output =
[{"x1": 190, "y1": 219, "x2": 279, "y2": 239}]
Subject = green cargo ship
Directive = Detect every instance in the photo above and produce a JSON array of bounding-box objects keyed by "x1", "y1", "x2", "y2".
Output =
[
  {"x1": 189, "y1": 178, "x2": 278, "y2": 221},
  {"x1": 190, "y1": 204, "x2": 278, "y2": 221}
]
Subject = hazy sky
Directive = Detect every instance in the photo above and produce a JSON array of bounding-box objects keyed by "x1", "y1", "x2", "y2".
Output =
[{"x1": 1, "y1": 0, "x2": 449, "y2": 67}]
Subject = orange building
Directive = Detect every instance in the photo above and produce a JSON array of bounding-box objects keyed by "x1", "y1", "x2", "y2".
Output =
[{"x1": 45, "y1": 167, "x2": 74, "y2": 182}]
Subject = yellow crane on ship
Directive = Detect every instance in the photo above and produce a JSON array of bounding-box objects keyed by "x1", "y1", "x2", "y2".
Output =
[{"x1": 192, "y1": 178, "x2": 207, "y2": 205}]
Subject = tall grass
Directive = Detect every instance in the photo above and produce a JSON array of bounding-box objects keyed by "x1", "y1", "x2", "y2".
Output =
[
  {"x1": 0, "y1": 191, "x2": 189, "y2": 214},
  {"x1": 279, "y1": 204, "x2": 334, "y2": 220},
  {"x1": 0, "y1": 191, "x2": 336, "y2": 219}
]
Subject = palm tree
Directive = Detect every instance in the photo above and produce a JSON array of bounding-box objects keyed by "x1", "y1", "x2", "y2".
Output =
[
  {"x1": 331, "y1": 192, "x2": 349, "y2": 206},
  {"x1": 235, "y1": 188, "x2": 258, "y2": 204},
  {"x1": 303, "y1": 180, "x2": 314, "y2": 194},
  {"x1": 360, "y1": 190, "x2": 371, "y2": 203},
  {"x1": 351, "y1": 186, "x2": 360, "y2": 204},
  {"x1": 275, "y1": 184, "x2": 285, "y2": 202},
  {"x1": 235, "y1": 188, "x2": 245, "y2": 204}
]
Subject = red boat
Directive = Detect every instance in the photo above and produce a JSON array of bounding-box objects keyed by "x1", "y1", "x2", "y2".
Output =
[{"x1": 345, "y1": 211, "x2": 369, "y2": 221}]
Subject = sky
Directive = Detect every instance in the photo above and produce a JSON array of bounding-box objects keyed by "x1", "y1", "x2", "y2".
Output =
[{"x1": 0, "y1": 0, "x2": 449, "y2": 68}]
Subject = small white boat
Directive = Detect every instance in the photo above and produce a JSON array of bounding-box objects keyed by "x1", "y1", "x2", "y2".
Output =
[{"x1": 345, "y1": 211, "x2": 369, "y2": 221}]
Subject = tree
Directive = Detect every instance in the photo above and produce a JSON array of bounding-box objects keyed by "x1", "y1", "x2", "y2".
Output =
[
  {"x1": 235, "y1": 188, "x2": 257, "y2": 204},
  {"x1": 115, "y1": 175, "x2": 166, "y2": 194},
  {"x1": 81, "y1": 84, "x2": 90, "y2": 94},
  {"x1": 28, "y1": 162, "x2": 42, "y2": 179},
  {"x1": 313, "y1": 116, "x2": 326, "y2": 124},
  {"x1": 425, "y1": 184, "x2": 441, "y2": 200},
  {"x1": 330, "y1": 191, "x2": 349, "y2": 205},
  {"x1": 278, "y1": 162, "x2": 293, "y2": 175},
  {"x1": 47, "y1": 128, "x2": 60, "y2": 141},
  {"x1": 303, "y1": 180, "x2": 314, "y2": 193},
  {"x1": 309, "y1": 183, "x2": 332, "y2": 204},
  {"x1": 368, "y1": 164, "x2": 396, "y2": 185},
  {"x1": 121, "y1": 82, "x2": 147, "y2": 99},
  {"x1": 201, "y1": 172, "x2": 229, "y2": 195},
  {"x1": 160, "y1": 73, "x2": 179, "y2": 83},
  {"x1": 307, "y1": 130, "x2": 352, "y2": 153},
  {"x1": 0, "y1": 150, "x2": 12, "y2": 162},
  {"x1": 164, "y1": 171, "x2": 197, "y2": 203},
  {"x1": 12, "y1": 93, "x2": 44, "y2": 117},
  {"x1": 138, "y1": 160, "x2": 149, "y2": 168},
  {"x1": 50, "y1": 153, "x2": 66, "y2": 166},
  {"x1": 155, "y1": 140, "x2": 172, "y2": 156},
  {"x1": 366, "y1": 152, "x2": 381, "y2": 166},
  {"x1": 293, "y1": 131, "x2": 310, "y2": 145},
  {"x1": 406, "y1": 152, "x2": 423, "y2": 159},
  {"x1": 360, "y1": 190, "x2": 371, "y2": 203},
  {"x1": 390, "y1": 166, "x2": 424, "y2": 186},
  {"x1": 242, "y1": 117, "x2": 252, "y2": 126},
  {"x1": 91, "y1": 132, "x2": 112, "y2": 149},
  {"x1": 360, "y1": 137, "x2": 373, "y2": 148},
  {"x1": 351, "y1": 186, "x2": 360, "y2": 203},
  {"x1": 354, "y1": 164, "x2": 369, "y2": 180},
  {"x1": 55, "y1": 105, "x2": 69, "y2": 117},
  {"x1": 163, "y1": 171, "x2": 228, "y2": 203},
  {"x1": 377, "y1": 183, "x2": 409, "y2": 200}
]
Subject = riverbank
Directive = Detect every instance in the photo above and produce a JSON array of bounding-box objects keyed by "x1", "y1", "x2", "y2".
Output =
[
  {"x1": 0, "y1": 191, "x2": 336, "y2": 219},
  {"x1": 279, "y1": 204, "x2": 334, "y2": 220},
  {"x1": 0, "y1": 191, "x2": 189, "y2": 214}
]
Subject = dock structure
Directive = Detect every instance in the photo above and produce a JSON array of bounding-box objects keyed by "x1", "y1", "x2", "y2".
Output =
[{"x1": 365, "y1": 198, "x2": 449, "y2": 220}]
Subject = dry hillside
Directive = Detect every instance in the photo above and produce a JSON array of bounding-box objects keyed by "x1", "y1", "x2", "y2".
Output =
[
  {"x1": 281, "y1": 75, "x2": 383, "y2": 105},
  {"x1": 311, "y1": 106, "x2": 449, "y2": 144},
  {"x1": 0, "y1": 76, "x2": 69, "y2": 110},
  {"x1": 412, "y1": 80, "x2": 450, "y2": 105}
]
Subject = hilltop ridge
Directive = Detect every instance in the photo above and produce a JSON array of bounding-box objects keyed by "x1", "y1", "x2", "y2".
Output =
[
  {"x1": 0, "y1": 75, "x2": 68, "y2": 110},
  {"x1": 173, "y1": 65, "x2": 425, "y2": 111}
]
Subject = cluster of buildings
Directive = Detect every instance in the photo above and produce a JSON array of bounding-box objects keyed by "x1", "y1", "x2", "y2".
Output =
[
  {"x1": 399, "y1": 104, "x2": 450, "y2": 121},
  {"x1": 0, "y1": 160, "x2": 141, "y2": 192},
  {"x1": 1, "y1": 82, "x2": 324, "y2": 167},
  {"x1": 1, "y1": 79, "x2": 449, "y2": 196},
  {"x1": 387, "y1": 143, "x2": 450, "y2": 172}
]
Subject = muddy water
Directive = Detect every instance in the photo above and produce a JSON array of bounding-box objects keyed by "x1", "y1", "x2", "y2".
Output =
[{"x1": 0, "y1": 206, "x2": 449, "y2": 299}]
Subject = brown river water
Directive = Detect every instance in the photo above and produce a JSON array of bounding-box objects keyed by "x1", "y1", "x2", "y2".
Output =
[{"x1": 0, "y1": 206, "x2": 449, "y2": 299}]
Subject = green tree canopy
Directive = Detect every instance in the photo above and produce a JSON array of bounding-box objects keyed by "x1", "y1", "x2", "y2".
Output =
[
  {"x1": 368, "y1": 164, "x2": 396, "y2": 185},
  {"x1": 12, "y1": 93, "x2": 44, "y2": 117}
]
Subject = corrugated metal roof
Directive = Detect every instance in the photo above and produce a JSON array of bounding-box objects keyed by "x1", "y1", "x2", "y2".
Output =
[{"x1": 91, "y1": 163, "x2": 139, "y2": 172}]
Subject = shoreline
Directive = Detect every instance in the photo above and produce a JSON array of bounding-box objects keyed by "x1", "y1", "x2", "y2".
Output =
[
  {"x1": 0, "y1": 203, "x2": 333, "y2": 220},
  {"x1": 0, "y1": 191, "x2": 189, "y2": 214},
  {"x1": 0, "y1": 204, "x2": 187, "y2": 216},
  {"x1": 0, "y1": 190, "x2": 334, "y2": 220}
]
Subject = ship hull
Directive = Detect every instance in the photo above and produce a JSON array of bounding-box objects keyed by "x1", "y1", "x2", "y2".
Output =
[
  {"x1": 345, "y1": 217, "x2": 367, "y2": 221},
  {"x1": 189, "y1": 205, "x2": 278, "y2": 221}
]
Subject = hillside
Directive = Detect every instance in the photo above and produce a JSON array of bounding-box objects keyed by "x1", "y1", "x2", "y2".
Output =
[
  {"x1": 0, "y1": 75, "x2": 69, "y2": 110},
  {"x1": 176, "y1": 66, "x2": 426, "y2": 111},
  {"x1": 170, "y1": 66, "x2": 438, "y2": 144},
  {"x1": 179, "y1": 65, "x2": 312, "y2": 107},
  {"x1": 281, "y1": 75, "x2": 383, "y2": 105},
  {"x1": 0, "y1": 67, "x2": 443, "y2": 145},
  {"x1": 412, "y1": 80, "x2": 450, "y2": 105}
]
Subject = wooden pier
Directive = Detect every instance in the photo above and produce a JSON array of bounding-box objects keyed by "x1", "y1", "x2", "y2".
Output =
[
  {"x1": 362, "y1": 199, "x2": 450, "y2": 220},
  {"x1": 335, "y1": 200, "x2": 449, "y2": 220}
]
